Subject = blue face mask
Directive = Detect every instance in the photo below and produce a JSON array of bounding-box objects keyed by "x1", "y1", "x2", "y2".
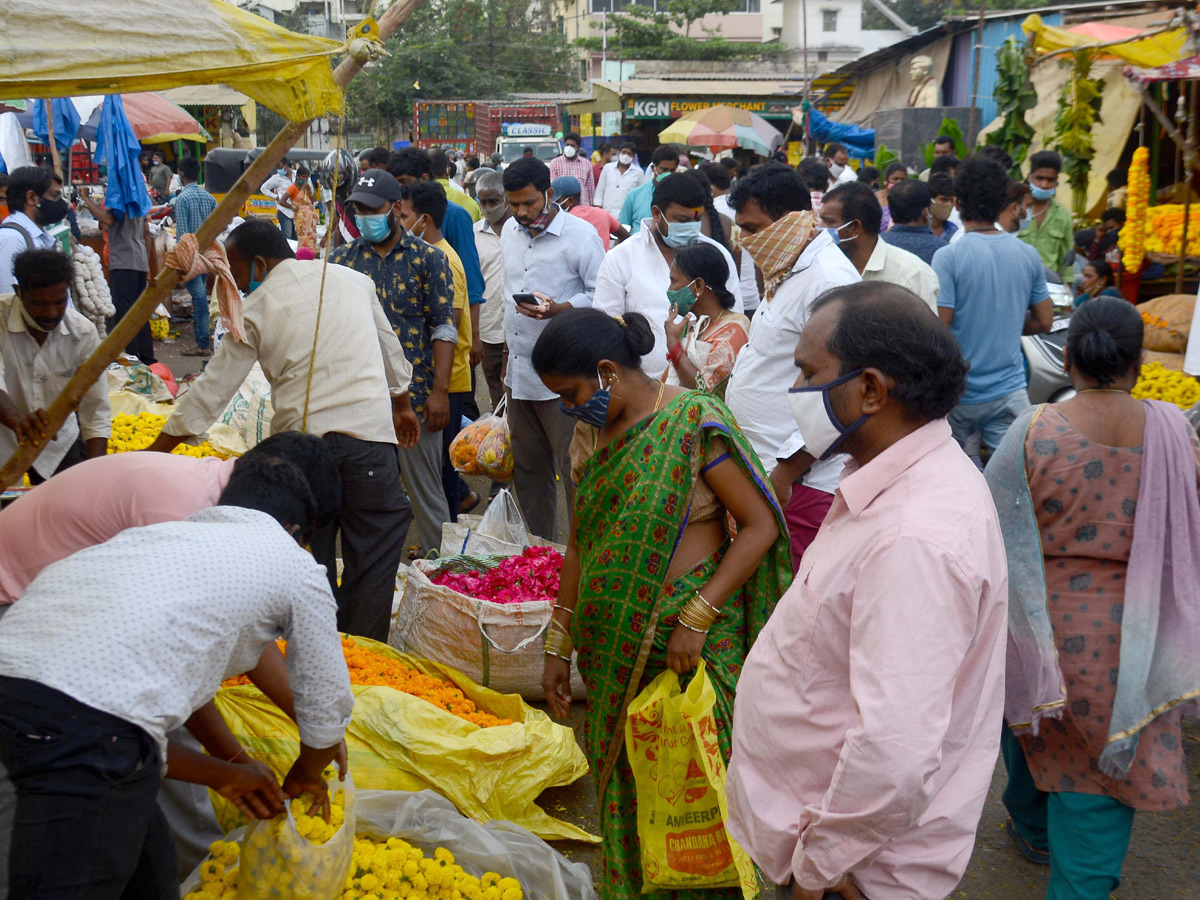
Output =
[
  {"x1": 559, "y1": 371, "x2": 611, "y2": 429},
  {"x1": 667, "y1": 281, "x2": 699, "y2": 316},
  {"x1": 824, "y1": 220, "x2": 856, "y2": 246},
  {"x1": 1029, "y1": 184, "x2": 1056, "y2": 202},
  {"x1": 659, "y1": 218, "x2": 702, "y2": 249},
  {"x1": 356, "y1": 207, "x2": 394, "y2": 244},
  {"x1": 247, "y1": 259, "x2": 265, "y2": 295}
]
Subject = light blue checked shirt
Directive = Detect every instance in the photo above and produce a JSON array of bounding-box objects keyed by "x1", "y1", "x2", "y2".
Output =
[
  {"x1": 500, "y1": 207, "x2": 604, "y2": 401},
  {"x1": 173, "y1": 183, "x2": 217, "y2": 237}
]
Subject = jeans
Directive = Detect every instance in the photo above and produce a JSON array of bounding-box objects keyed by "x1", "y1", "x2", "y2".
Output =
[
  {"x1": 948, "y1": 388, "x2": 1031, "y2": 462},
  {"x1": 109, "y1": 268, "x2": 155, "y2": 365},
  {"x1": 184, "y1": 274, "x2": 210, "y2": 348},
  {"x1": 1002, "y1": 725, "x2": 1136, "y2": 900},
  {"x1": 310, "y1": 433, "x2": 412, "y2": 642},
  {"x1": 278, "y1": 213, "x2": 295, "y2": 241},
  {"x1": 0, "y1": 677, "x2": 176, "y2": 900}
]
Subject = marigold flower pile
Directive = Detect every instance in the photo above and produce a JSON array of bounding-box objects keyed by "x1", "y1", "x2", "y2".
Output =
[
  {"x1": 1118, "y1": 146, "x2": 1150, "y2": 272},
  {"x1": 1141, "y1": 204, "x2": 1200, "y2": 258},
  {"x1": 185, "y1": 833, "x2": 524, "y2": 900},
  {"x1": 1131, "y1": 362, "x2": 1200, "y2": 410},
  {"x1": 224, "y1": 638, "x2": 513, "y2": 728},
  {"x1": 431, "y1": 546, "x2": 562, "y2": 605},
  {"x1": 108, "y1": 411, "x2": 226, "y2": 458}
]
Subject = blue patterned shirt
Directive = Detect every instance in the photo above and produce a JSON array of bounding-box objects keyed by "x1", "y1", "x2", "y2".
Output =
[
  {"x1": 173, "y1": 183, "x2": 217, "y2": 236},
  {"x1": 329, "y1": 233, "x2": 456, "y2": 412}
]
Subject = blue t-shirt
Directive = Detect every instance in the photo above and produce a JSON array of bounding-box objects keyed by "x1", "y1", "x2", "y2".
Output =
[
  {"x1": 619, "y1": 179, "x2": 655, "y2": 233},
  {"x1": 933, "y1": 231, "x2": 1048, "y2": 405}
]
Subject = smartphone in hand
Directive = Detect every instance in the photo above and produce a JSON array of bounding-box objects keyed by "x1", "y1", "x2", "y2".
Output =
[{"x1": 513, "y1": 293, "x2": 539, "y2": 307}]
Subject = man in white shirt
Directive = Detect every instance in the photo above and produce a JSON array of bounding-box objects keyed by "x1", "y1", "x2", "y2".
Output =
[
  {"x1": 500, "y1": 158, "x2": 604, "y2": 540},
  {"x1": 0, "y1": 167, "x2": 69, "y2": 293},
  {"x1": 0, "y1": 250, "x2": 110, "y2": 486},
  {"x1": 148, "y1": 218, "x2": 418, "y2": 642},
  {"x1": 594, "y1": 141, "x2": 645, "y2": 220},
  {"x1": 594, "y1": 173, "x2": 742, "y2": 378},
  {"x1": 725, "y1": 163, "x2": 860, "y2": 570},
  {"x1": 818, "y1": 181, "x2": 940, "y2": 312},
  {"x1": 474, "y1": 170, "x2": 509, "y2": 410},
  {"x1": 261, "y1": 162, "x2": 297, "y2": 240},
  {"x1": 823, "y1": 142, "x2": 858, "y2": 187},
  {"x1": 0, "y1": 456, "x2": 354, "y2": 898}
]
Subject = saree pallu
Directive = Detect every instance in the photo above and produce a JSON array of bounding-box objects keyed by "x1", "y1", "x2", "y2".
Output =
[{"x1": 572, "y1": 392, "x2": 792, "y2": 900}]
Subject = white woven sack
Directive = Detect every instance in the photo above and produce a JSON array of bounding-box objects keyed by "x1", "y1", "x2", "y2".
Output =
[{"x1": 391, "y1": 560, "x2": 585, "y2": 701}]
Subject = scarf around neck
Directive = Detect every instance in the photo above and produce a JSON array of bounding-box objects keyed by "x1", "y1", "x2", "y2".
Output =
[
  {"x1": 986, "y1": 400, "x2": 1200, "y2": 776},
  {"x1": 739, "y1": 210, "x2": 816, "y2": 301}
]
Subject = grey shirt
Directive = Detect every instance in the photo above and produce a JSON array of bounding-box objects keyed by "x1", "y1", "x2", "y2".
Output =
[
  {"x1": 150, "y1": 163, "x2": 172, "y2": 195},
  {"x1": 108, "y1": 214, "x2": 148, "y2": 272}
]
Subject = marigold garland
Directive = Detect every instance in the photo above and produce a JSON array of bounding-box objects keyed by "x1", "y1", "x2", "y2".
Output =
[
  {"x1": 1118, "y1": 146, "x2": 1150, "y2": 272},
  {"x1": 224, "y1": 638, "x2": 513, "y2": 728}
]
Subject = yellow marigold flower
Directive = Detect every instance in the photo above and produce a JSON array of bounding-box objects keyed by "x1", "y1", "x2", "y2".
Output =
[{"x1": 199, "y1": 861, "x2": 225, "y2": 883}]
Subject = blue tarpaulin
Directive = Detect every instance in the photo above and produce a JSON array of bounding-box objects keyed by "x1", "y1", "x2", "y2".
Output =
[
  {"x1": 31, "y1": 98, "x2": 81, "y2": 152},
  {"x1": 804, "y1": 102, "x2": 875, "y2": 159},
  {"x1": 93, "y1": 96, "x2": 151, "y2": 219}
]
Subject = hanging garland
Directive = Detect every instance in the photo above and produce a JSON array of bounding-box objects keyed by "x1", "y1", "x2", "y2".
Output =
[
  {"x1": 1052, "y1": 48, "x2": 1104, "y2": 217},
  {"x1": 985, "y1": 36, "x2": 1037, "y2": 179},
  {"x1": 1119, "y1": 146, "x2": 1151, "y2": 272}
]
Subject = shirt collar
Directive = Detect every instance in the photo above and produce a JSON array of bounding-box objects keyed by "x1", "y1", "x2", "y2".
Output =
[
  {"x1": 793, "y1": 227, "x2": 834, "y2": 273},
  {"x1": 527, "y1": 207, "x2": 566, "y2": 238},
  {"x1": 890, "y1": 224, "x2": 931, "y2": 234},
  {"x1": 6, "y1": 212, "x2": 41, "y2": 236},
  {"x1": 863, "y1": 236, "x2": 888, "y2": 275},
  {"x1": 838, "y1": 418, "x2": 953, "y2": 518},
  {"x1": 4, "y1": 292, "x2": 68, "y2": 338}
]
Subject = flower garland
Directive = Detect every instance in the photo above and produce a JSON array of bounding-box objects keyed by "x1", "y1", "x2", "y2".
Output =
[{"x1": 1119, "y1": 146, "x2": 1150, "y2": 272}]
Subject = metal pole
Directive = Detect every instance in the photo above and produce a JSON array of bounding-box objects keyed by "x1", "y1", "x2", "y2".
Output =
[
  {"x1": 967, "y1": 0, "x2": 987, "y2": 150},
  {"x1": 801, "y1": 0, "x2": 809, "y2": 100},
  {"x1": 0, "y1": 0, "x2": 427, "y2": 488},
  {"x1": 1177, "y1": 82, "x2": 1196, "y2": 294},
  {"x1": 43, "y1": 100, "x2": 63, "y2": 180}
]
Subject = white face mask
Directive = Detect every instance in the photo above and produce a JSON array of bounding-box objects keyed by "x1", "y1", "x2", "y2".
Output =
[
  {"x1": 786, "y1": 370, "x2": 867, "y2": 460},
  {"x1": 828, "y1": 161, "x2": 845, "y2": 178},
  {"x1": 618, "y1": 152, "x2": 634, "y2": 166},
  {"x1": 564, "y1": 146, "x2": 577, "y2": 159}
]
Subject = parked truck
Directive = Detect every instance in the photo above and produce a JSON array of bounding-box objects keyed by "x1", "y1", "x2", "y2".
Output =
[{"x1": 412, "y1": 101, "x2": 563, "y2": 161}]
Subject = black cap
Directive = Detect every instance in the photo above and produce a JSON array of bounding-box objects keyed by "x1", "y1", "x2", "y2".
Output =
[{"x1": 346, "y1": 169, "x2": 403, "y2": 207}]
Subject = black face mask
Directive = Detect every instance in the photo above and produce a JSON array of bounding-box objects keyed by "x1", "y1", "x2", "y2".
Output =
[{"x1": 37, "y1": 196, "x2": 70, "y2": 225}]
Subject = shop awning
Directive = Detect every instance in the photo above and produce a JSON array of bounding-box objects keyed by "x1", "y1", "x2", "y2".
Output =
[
  {"x1": 159, "y1": 85, "x2": 252, "y2": 109},
  {"x1": 1, "y1": 0, "x2": 345, "y2": 122},
  {"x1": 1127, "y1": 56, "x2": 1200, "y2": 84},
  {"x1": 1022, "y1": 13, "x2": 1187, "y2": 68},
  {"x1": 569, "y1": 79, "x2": 808, "y2": 121}
]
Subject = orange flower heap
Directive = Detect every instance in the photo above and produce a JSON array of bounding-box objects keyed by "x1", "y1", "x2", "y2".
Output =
[{"x1": 224, "y1": 638, "x2": 512, "y2": 728}]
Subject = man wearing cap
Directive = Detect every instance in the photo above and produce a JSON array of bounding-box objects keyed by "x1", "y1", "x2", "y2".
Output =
[
  {"x1": 552, "y1": 176, "x2": 627, "y2": 251},
  {"x1": 329, "y1": 169, "x2": 457, "y2": 558}
]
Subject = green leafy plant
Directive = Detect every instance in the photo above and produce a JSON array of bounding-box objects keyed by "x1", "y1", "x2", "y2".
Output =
[
  {"x1": 873, "y1": 142, "x2": 899, "y2": 170},
  {"x1": 985, "y1": 36, "x2": 1038, "y2": 178},
  {"x1": 576, "y1": 0, "x2": 784, "y2": 61},
  {"x1": 920, "y1": 117, "x2": 968, "y2": 168},
  {"x1": 1052, "y1": 48, "x2": 1103, "y2": 216}
]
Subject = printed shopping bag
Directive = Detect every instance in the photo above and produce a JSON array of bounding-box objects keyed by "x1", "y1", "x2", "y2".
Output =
[{"x1": 625, "y1": 662, "x2": 757, "y2": 897}]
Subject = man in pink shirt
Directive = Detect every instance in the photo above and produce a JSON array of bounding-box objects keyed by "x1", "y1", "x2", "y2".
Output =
[
  {"x1": 552, "y1": 175, "x2": 628, "y2": 251},
  {"x1": 727, "y1": 282, "x2": 1008, "y2": 900},
  {"x1": 0, "y1": 431, "x2": 340, "y2": 606}
]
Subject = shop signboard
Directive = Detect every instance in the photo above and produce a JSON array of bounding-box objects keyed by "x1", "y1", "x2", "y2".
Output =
[{"x1": 627, "y1": 97, "x2": 798, "y2": 119}]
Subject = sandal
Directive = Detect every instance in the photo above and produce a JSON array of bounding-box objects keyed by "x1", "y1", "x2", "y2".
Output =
[
  {"x1": 459, "y1": 491, "x2": 481, "y2": 515},
  {"x1": 181, "y1": 346, "x2": 213, "y2": 357},
  {"x1": 1005, "y1": 817, "x2": 1050, "y2": 865}
]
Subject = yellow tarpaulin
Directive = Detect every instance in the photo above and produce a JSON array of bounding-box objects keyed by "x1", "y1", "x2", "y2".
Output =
[
  {"x1": 1022, "y1": 13, "x2": 1187, "y2": 70},
  {"x1": 0, "y1": 0, "x2": 345, "y2": 122}
]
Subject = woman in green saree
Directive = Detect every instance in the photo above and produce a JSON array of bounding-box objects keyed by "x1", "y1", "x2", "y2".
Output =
[{"x1": 532, "y1": 308, "x2": 793, "y2": 900}]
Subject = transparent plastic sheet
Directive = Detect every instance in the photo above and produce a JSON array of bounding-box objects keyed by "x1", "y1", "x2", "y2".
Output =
[
  {"x1": 472, "y1": 489, "x2": 528, "y2": 548},
  {"x1": 354, "y1": 789, "x2": 596, "y2": 900}
]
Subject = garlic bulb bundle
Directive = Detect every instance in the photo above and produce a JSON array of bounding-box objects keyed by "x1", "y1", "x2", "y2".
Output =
[{"x1": 71, "y1": 245, "x2": 116, "y2": 337}]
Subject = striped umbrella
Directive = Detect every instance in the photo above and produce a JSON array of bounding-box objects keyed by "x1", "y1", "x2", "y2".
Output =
[{"x1": 656, "y1": 104, "x2": 784, "y2": 156}]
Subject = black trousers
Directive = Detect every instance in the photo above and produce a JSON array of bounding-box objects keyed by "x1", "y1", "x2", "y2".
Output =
[
  {"x1": 310, "y1": 433, "x2": 411, "y2": 642},
  {"x1": 109, "y1": 269, "x2": 156, "y2": 366},
  {"x1": 0, "y1": 677, "x2": 175, "y2": 900}
]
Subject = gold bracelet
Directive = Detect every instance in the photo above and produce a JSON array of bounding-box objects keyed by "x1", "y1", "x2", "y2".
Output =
[
  {"x1": 549, "y1": 618, "x2": 572, "y2": 636},
  {"x1": 544, "y1": 627, "x2": 574, "y2": 660},
  {"x1": 678, "y1": 594, "x2": 719, "y2": 632},
  {"x1": 553, "y1": 605, "x2": 575, "y2": 617},
  {"x1": 676, "y1": 619, "x2": 709, "y2": 635},
  {"x1": 694, "y1": 590, "x2": 723, "y2": 619}
]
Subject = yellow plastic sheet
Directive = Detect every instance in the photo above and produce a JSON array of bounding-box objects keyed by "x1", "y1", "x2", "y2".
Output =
[
  {"x1": 213, "y1": 639, "x2": 597, "y2": 844},
  {"x1": 1, "y1": 0, "x2": 344, "y2": 121},
  {"x1": 1022, "y1": 13, "x2": 1187, "y2": 69}
]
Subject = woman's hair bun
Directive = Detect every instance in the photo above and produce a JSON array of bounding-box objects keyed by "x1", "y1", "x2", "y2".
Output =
[{"x1": 621, "y1": 312, "x2": 656, "y2": 357}]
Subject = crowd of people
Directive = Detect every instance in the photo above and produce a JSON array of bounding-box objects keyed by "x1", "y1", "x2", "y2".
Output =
[{"x1": 0, "y1": 131, "x2": 1195, "y2": 900}]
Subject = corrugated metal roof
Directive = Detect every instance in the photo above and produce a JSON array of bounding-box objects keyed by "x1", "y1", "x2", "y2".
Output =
[{"x1": 160, "y1": 85, "x2": 250, "y2": 107}]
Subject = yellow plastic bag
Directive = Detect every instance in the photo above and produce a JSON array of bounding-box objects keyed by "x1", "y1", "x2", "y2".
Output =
[
  {"x1": 625, "y1": 662, "x2": 757, "y2": 897},
  {"x1": 213, "y1": 639, "x2": 595, "y2": 844},
  {"x1": 237, "y1": 770, "x2": 355, "y2": 900}
]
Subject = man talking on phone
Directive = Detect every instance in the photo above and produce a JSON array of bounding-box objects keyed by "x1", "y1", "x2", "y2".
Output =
[{"x1": 499, "y1": 158, "x2": 604, "y2": 541}]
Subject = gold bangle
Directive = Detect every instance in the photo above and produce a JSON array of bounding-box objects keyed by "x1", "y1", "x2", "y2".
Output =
[
  {"x1": 549, "y1": 618, "x2": 572, "y2": 636},
  {"x1": 553, "y1": 605, "x2": 575, "y2": 617},
  {"x1": 676, "y1": 620, "x2": 709, "y2": 635},
  {"x1": 678, "y1": 595, "x2": 719, "y2": 632},
  {"x1": 694, "y1": 590, "x2": 723, "y2": 619},
  {"x1": 544, "y1": 627, "x2": 574, "y2": 659},
  {"x1": 545, "y1": 651, "x2": 573, "y2": 663}
]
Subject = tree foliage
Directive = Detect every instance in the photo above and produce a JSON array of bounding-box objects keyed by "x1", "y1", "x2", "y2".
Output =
[
  {"x1": 984, "y1": 36, "x2": 1037, "y2": 178},
  {"x1": 576, "y1": 0, "x2": 784, "y2": 61},
  {"x1": 862, "y1": 0, "x2": 1055, "y2": 33},
  {"x1": 346, "y1": 0, "x2": 579, "y2": 123}
]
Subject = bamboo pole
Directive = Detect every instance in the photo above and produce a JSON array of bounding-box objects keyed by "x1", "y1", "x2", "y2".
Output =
[
  {"x1": 0, "y1": 0, "x2": 422, "y2": 488},
  {"x1": 43, "y1": 100, "x2": 64, "y2": 180}
]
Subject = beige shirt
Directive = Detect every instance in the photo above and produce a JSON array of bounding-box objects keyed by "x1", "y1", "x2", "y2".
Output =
[
  {"x1": 165, "y1": 259, "x2": 412, "y2": 445},
  {"x1": 862, "y1": 238, "x2": 940, "y2": 312},
  {"x1": 473, "y1": 217, "x2": 507, "y2": 345},
  {"x1": 0, "y1": 293, "x2": 110, "y2": 482}
]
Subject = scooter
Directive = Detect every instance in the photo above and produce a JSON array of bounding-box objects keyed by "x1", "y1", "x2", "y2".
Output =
[{"x1": 1023, "y1": 283, "x2": 1077, "y2": 404}]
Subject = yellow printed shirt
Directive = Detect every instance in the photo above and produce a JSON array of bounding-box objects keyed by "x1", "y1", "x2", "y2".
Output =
[{"x1": 435, "y1": 239, "x2": 473, "y2": 394}]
